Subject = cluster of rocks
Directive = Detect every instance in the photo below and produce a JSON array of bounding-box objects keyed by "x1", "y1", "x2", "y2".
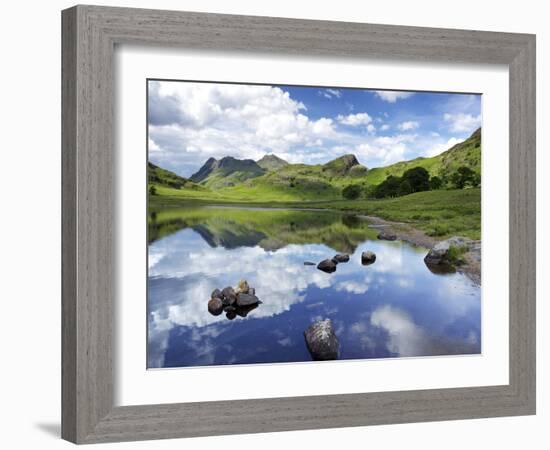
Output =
[
  {"x1": 310, "y1": 251, "x2": 376, "y2": 273},
  {"x1": 207, "y1": 280, "x2": 262, "y2": 320},
  {"x1": 304, "y1": 319, "x2": 340, "y2": 360},
  {"x1": 316, "y1": 253, "x2": 350, "y2": 273}
]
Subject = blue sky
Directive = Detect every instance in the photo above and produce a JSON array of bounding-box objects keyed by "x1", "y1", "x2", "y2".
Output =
[{"x1": 148, "y1": 80, "x2": 481, "y2": 178}]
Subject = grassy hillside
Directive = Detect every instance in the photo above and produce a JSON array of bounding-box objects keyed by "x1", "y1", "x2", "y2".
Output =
[
  {"x1": 257, "y1": 154, "x2": 289, "y2": 171},
  {"x1": 365, "y1": 128, "x2": 481, "y2": 186},
  {"x1": 313, "y1": 188, "x2": 481, "y2": 240},
  {"x1": 148, "y1": 128, "x2": 481, "y2": 203},
  {"x1": 189, "y1": 156, "x2": 265, "y2": 189}
]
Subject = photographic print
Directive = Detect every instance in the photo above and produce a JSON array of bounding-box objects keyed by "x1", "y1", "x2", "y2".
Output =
[{"x1": 147, "y1": 80, "x2": 482, "y2": 369}]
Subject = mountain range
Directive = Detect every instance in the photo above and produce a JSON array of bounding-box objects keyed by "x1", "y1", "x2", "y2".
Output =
[{"x1": 149, "y1": 128, "x2": 481, "y2": 201}]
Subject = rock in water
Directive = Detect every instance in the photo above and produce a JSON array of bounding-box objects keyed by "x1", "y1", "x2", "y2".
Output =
[
  {"x1": 211, "y1": 288, "x2": 223, "y2": 300},
  {"x1": 333, "y1": 254, "x2": 350, "y2": 263},
  {"x1": 361, "y1": 251, "x2": 376, "y2": 265},
  {"x1": 378, "y1": 231, "x2": 397, "y2": 241},
  {"x1": 236, "y1": 292, "x2": 260, "y2": 306},
  {"x1": 304, "y1": 319, "x2": 339, "y2": 360},
  {"x1": 304, "y1": 261, "x2": 316, "y2": 266},
  {"x1": 221, "y1": 286, "x2": 237, "y2": 306},
  {"x1": 424, "y1": 236, "x2": 471, "y2": 265},
  {"x1": 317, "y1": 259, "x2": 337, "y2": 273},
  {"x1": 207, "y1": 298, "x2": 224, "y2": 316},
  {"x1": 235, "y1": 303, "x2": 258, "y2": 318}
]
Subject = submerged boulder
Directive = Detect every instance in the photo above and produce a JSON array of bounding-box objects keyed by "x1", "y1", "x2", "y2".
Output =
[
  {"x1": 211, "y1": 288, "x2": 223, "y2": 300},
  {"x1": 304, "y1": 261, "x2": 316, "y2": 266},
  {"x1": 236, "y1": 292, "x2": 260, "y2": 307},
  {"x1": 333, "y1": 254, "x2": 350, "y2": 263},
  {"x1": 207, "y1": 298, "x2": 224, "y2": 316},
  {"x1": 424, "y1": 236, "x2": 471, "y2": 266},
  {"x1": 304, "y1": 319, "x2": 340, "y2": 361},
  {"x1": 361, "y1": 251, "x2": 376, "y2": 265},
  {"x1": 378, "y1": 231, "x2": 397, "y2": 241},
  {"x1": 221, "y1": 286, "x2": 237, "y2": 306},
  {"x1": 317, "y1": 259, "x2": 337, "y2": 273}
]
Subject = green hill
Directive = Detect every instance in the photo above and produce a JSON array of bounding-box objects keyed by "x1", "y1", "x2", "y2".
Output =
[
  {"x1": 365, "y1": 128, "x2": 481, "y2": 186},
  {"x1": 189, "y1": 156, "x2": 266, "y2": 189},
  {"x1": 257, "y1": 154, "x2": 289, "y2": 171},
  {"x1": 149, "y1": 127, "x2": 481, "y2": 202},
  {"x1": 148, "y1": 162, "x2": 196, "y2": 189}
]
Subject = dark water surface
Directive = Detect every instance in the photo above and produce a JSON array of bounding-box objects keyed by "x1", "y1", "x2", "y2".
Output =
[{"x1": 147, "y1": 206, "x2": 481, "y2": 368}]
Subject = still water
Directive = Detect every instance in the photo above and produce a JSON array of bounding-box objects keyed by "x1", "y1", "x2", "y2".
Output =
[{"x1": 147, "y1": 206, "x2": 481, "y2": 368}]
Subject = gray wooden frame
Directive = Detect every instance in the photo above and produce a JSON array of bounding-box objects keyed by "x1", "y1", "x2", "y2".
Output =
[{"x1": 62, "y1": 4, "x2": 536, "y2": 444}]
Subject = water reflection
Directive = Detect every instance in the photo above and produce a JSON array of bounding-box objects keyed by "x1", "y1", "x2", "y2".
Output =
[{"x1": 148, "y1": 206, "x2": 481, "y2": 368}]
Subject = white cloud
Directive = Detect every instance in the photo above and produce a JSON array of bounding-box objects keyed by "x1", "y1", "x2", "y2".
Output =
[
  {"x1": 319, "y1": 88, "x2": 342, "y2": 99},
  {"x1": 374, "y1": 91, "x2": 414, "y2": 103},
  {"x1": 380, "y1": 124, "x2": 390, "y2": 131},
  {"x1": 398, "y1": 121, "x2": 419, "y2": 131},
  {"x1": 337, "y1": 112, "x2": 373, "y2": 126},
  {"x1": 444, "y1": 113, "x2": 481, "y2": 132},
  {"x1": 353, "y1": 134, "x2": 416, "y2": 166},
  {"x1": 371, "y1": 305, "x2": 427, "y2": 356},
  {"x1": 367, "y1": 124, "x2": 376, "y2": 134},
  {"x1": 149, "y1": 81, "x2": 340, "y2": 175},
  {"x1": 424, "y1": 137, "x2": 464, "y2": 157}
]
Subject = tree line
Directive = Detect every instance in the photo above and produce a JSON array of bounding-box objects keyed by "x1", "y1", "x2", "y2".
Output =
[{"x1": 342, "y1": 166, "x2": 480, "y2": 200}]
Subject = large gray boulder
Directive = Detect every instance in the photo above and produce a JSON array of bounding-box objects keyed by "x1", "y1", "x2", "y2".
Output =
[
  {"x1": 361, "y1": 251, "x2": 376, "y2": 265},
  {"x1": 317, "y1": 259, "x2": 337, "y2": 273},
  {"x1": 424, "y1": 236, "x2": 472, "y2": 265},
  {"x1": 236, "y1": 292, "x2": 260, "y2": 307},
  {"x1": 304, "y1": 319, "x2": 340, "y2": 361}
]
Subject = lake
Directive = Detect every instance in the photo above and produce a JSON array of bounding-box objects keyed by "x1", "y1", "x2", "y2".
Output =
[{"x1": 147, "y1": 206, "x2": 481, "y2": 368}]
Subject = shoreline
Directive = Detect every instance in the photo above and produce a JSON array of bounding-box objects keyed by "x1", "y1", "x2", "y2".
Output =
[
  {"x1": 151, "y1": 197, "x2": 482, "y2": 286},
  {"x1": 358, "y1": 214, "x2": 481, "y2": 285}
]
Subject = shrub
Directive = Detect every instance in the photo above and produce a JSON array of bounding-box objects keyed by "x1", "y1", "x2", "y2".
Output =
[
  {"x1": 429, "y1": 176, "x2": 443, "y2": 190},
  {"x1": 427, "y1": 223, "x2": 451, "y2": 236},
  {"x1": 446, "y1": 244, "x2": 467, "y2": 264},
  {"x1": 342, "y1": 184, "x2": 362, "y2": 200},
  {"x1": 450, "y1": 166, "x2": 477, "y2": 189},
  {"x1": 149, "y1": 185, "x2": 157, "y2": 196}
]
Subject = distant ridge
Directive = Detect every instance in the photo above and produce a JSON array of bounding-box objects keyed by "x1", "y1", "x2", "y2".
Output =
[
  {"x1": 190, "y1": 156, "x2": 265, "y2": 188},
  {"x1": 153, "y1": 128, "x2": 481, "y2": 201},
  {"x1": 257, "y1": 154, "x2": 289, "y2": 171}
]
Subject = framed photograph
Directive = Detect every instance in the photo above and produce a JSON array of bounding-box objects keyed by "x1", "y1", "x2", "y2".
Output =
[{"x1": 62, "y1": 5, "x2": 536, "y2": 444}]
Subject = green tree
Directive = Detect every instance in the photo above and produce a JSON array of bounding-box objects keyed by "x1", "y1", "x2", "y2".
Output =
[
  {"x1": 374, "y1": 175, "x2": 401, "y2": 198},
  {"x1": 342, "y1": 184, "x2": 362, "y2": 200},
  {"x1": 402, "y1": 167, "x2": 430, "y2": 192},
  {"x1": 149, "y1": 185, "x2": 157, "y2": 196},
  {"x1": 450, "y1": 166, "x2": 476, "y2": 189},
  {"x1": 429, "y1": 176, "x2": 443, "y2": 190},
  {"x1": 398, "y1": 179, "x2": 413, "y2": 196}
]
